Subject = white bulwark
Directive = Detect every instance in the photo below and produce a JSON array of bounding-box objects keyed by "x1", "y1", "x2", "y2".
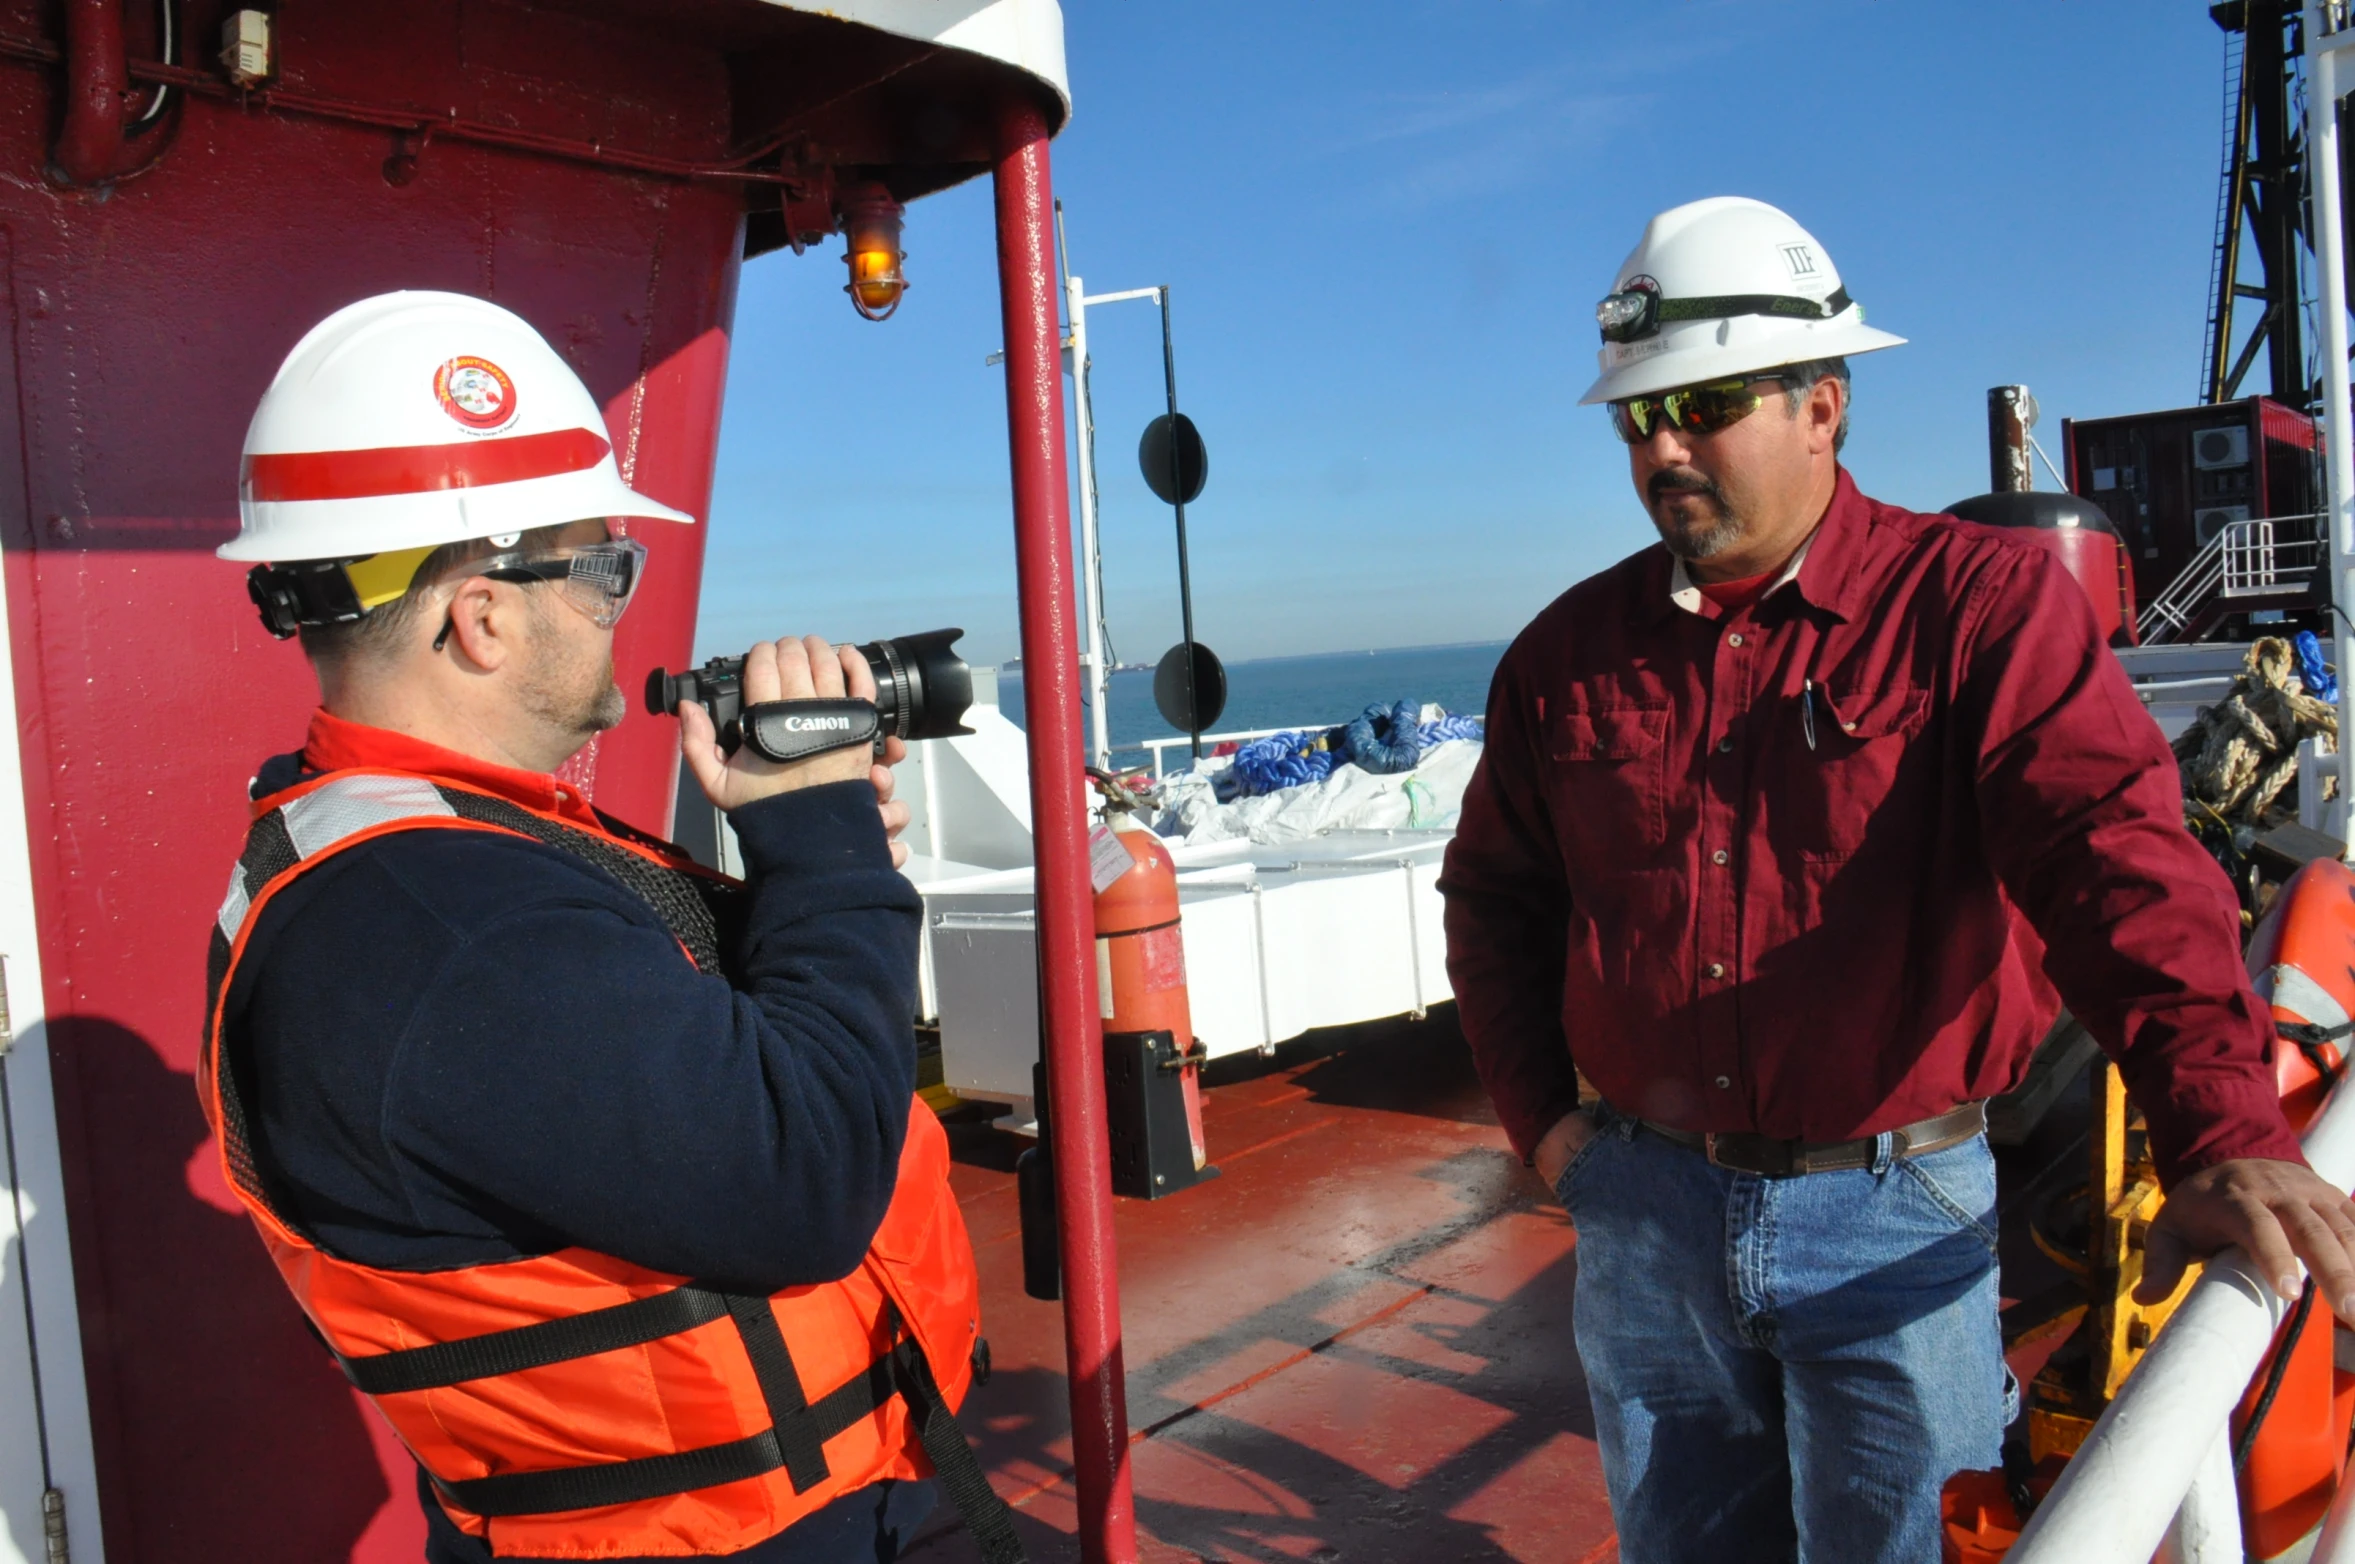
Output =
[{"x1": 671, "y1": 670, "x2": 1462, "y2": 1132}]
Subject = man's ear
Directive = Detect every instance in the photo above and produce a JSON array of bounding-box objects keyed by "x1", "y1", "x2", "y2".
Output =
[
  {"x1": 1804, "y1": 377, "x2": 1846, "y2": 457},
  {"x1": 440, "y1": 577, "x2": 516, "y2": 672}
]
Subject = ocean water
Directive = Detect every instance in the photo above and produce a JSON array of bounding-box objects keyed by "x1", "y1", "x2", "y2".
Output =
[{"x1": 997, "y1": 640, "x2": 1507, "y2": 770}]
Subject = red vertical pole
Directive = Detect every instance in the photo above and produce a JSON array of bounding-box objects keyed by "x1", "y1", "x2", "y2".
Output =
[{"x1": 991, "y1": 95, "x2": 1140, "y2": 1564}]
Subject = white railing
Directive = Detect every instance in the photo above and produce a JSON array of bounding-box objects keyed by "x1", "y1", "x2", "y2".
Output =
[
  {"x1": 2008, "y1": 1066, "x2": 2355, "y2": 1563},
  {"x1": 1125, "y1": 715, "x2": 1489, "y2": 779},
  {"x1": 2222, "y1": 516, "x2": 2324, "y2": 598},
  {"x1": 1128, "y1": 725, "x2": 1317, "y2": 780},
  {"x1": 2141, "y1": 530, "x2": 2231, "y2": 644},
  {"x1": 2138, "y1": 514, "x2": 2322, "y2": 645}
]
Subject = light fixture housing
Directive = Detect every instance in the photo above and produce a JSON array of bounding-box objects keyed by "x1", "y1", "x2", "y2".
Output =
[{"x1": 838, "y1": 183, "x2": 907, "y2": 321}]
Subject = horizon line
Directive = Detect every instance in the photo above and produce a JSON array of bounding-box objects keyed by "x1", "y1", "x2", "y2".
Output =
[{"x1": 991, "y1": 637, "x2": 1511, "y2": 673}]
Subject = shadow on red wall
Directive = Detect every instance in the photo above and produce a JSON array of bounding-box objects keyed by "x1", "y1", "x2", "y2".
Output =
[{"x1": 53, "y1": 1018, "x2": 414, "y2": 1560}]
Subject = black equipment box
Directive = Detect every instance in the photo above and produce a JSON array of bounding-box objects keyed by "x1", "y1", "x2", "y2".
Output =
[{"x1": 1103, "y1": 1029, "x2": 1215, "y2": 1200}]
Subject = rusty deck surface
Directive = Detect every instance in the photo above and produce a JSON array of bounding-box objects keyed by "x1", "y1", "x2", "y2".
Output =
[{"x1": 905, "y1": 1011, "x2": 1618, "y2": 1564}]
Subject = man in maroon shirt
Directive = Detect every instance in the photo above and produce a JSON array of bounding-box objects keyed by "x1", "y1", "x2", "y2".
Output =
[{"x1": 1440, "y1": 197, "x2": 2355, "y2": 1562}]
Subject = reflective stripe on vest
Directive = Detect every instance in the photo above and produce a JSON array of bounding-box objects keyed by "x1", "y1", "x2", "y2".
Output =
[{"x1": 201, "y1": 769, "x2": 1021, "y2": 1561}]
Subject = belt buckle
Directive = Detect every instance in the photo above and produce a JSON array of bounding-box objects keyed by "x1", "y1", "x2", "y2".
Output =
[{"x1": 1705, "y1": 1132, "x2": 1796, "y2": 1177}]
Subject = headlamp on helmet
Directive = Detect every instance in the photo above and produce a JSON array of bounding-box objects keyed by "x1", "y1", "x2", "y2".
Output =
[
  {"x1": 1595, "y1": 277, "x2": 1661, "y2": 344},
  {"x1": 1594, "y1": 282, "x2": 1853, "y2": 345}
]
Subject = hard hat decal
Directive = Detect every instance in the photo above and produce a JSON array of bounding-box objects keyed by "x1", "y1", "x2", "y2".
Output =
[
  {"x1": 1780, "y1": 243, "x2": 1819, "y2": 279},
  {"x1": 434, "y1": 356, "x2": 519, "y2": 432}
]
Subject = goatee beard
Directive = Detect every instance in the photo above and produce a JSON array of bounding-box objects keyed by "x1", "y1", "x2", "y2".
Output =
[{"x1": 1648, "y1": 470, "x2": 1744, "y2": 561}]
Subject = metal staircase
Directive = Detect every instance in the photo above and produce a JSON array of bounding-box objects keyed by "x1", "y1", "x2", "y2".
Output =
[{"x1": 2136, "y1": 514, "x2": 2321, "y2": 644}]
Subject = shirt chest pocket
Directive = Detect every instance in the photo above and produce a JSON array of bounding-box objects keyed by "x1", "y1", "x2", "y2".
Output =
[
  {"x1": 1546, "y1": 702, "x2": 1669, "y2": 859},
  {"x1": 1780, "y1": 683, "x2": 1930, "y2": 861}
]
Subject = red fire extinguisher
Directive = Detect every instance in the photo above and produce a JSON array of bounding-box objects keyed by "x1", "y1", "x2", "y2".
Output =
[{"x1": 1088, "y1": 775, "x2": 1208, "y2": 1174}]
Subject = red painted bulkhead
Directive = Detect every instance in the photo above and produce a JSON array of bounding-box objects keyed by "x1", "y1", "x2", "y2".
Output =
[{"x1": 0, "y1": 3, "x2": 1049, "y2": 1558}]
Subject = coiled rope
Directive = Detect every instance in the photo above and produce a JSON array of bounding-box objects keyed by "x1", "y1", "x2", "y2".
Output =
[
  {"x1": 1345, "y1": 700, "x2": 1424, "y2": 775},
  {"x1": 2173, "y1": 635, "x2": 2338, "y2": 826},
  {"x1": 1223, "y1": 706, "x2": 1487, "y2": 799}
]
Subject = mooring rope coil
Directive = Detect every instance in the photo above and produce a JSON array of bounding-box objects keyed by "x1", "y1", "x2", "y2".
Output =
[{"x1": 2173, "y1": 635, "x2": 2339, "y2": 826}]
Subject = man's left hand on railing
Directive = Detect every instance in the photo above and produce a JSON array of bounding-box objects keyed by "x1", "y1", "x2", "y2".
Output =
[{"x1": 2134, "y1": 1157, "x2": 2355, "y2": 1323}]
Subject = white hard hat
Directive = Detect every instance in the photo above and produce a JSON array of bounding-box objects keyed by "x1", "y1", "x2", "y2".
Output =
[
  {"x1": 220, "y1": 290, "x2": 693, "y2": 565},
  {"x1": 1578, "y1": 197, "x2": 1906, "y2": 405}
]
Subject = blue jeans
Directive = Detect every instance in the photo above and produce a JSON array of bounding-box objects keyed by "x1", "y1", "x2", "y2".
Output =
[{"x1": 1556, "y1": 1104, "x2": 2011, "y2": 1564}]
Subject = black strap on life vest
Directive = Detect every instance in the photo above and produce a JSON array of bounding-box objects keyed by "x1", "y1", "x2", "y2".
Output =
[{"x1": 348, "y1": 1280, "x2": 1022, "y2": 1561}]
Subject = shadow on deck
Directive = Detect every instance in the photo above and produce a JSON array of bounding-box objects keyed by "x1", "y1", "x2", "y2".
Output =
[{"x1": 906, "y1": 1008, "x2": 1618, "y2": 1564}]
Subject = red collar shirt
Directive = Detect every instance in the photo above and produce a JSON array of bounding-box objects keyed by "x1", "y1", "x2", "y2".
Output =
[{"x1": 1438, "y1": 470, "x2": 2300, "y2": 1184}]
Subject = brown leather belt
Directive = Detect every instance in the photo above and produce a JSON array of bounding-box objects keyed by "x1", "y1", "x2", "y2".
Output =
[{"x1": 1636, "y1": 1101, "x2": 1986, "y2": 1177}]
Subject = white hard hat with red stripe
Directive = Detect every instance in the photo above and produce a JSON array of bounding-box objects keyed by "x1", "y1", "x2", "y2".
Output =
[
  {"x1": 221, "y1": 290, "x2": 693, "y2": 566},
  {"x1": 1579, "y1": 197, "x2": 1905, "y2": 405}
]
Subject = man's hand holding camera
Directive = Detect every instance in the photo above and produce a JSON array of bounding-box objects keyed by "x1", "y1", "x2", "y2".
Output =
[{"x1": 678, "y1": 634, "x2": 911, "y2": 866}]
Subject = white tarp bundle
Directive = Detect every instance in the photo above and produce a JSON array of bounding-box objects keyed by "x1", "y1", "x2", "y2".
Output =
[{"x1": 1152, "y1": 739, "x2": 1483, "y2": 846}]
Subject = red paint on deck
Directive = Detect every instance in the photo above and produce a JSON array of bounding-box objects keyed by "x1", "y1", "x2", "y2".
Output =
[{"x1": 909, "y1": 1011, "x2": 1619, "y2": 1563}]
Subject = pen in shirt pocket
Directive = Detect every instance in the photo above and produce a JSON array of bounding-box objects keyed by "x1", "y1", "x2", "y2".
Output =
[{"x1": 1801, "y1": 677, "x2": 1817, "y2": 751}]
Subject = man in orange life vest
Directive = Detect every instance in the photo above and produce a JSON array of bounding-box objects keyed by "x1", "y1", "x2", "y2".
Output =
[{"x1": 202, "y1": 292, "x2": 1023, "y2": 1563}]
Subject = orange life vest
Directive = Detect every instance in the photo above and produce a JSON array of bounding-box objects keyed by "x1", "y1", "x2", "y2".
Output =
[{"x1": 199, "y1": 766, "x2": 1021, "y2": 1560}]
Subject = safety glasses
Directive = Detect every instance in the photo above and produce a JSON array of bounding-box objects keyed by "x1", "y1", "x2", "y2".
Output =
[
  {"x1": 1608, "y1": 376, "x2": 1789, "y2": 445},
  {"x1": 476, "y1": 537, "x2": 648, "y2": 629}
]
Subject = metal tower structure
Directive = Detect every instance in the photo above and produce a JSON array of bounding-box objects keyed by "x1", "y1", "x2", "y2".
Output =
[{"x1": 2205, "y1": 0, "x2": 2317, "y2": 406}]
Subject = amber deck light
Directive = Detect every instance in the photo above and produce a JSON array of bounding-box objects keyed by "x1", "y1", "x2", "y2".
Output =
[{"x1": 840, "y1": 183, "x2": 908, "y2": 320}]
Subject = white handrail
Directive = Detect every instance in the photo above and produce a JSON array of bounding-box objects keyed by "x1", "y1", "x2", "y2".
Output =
[
  {"x1": 2138, "y1": 515, "x2": 2324, "y2": 644},
  {"x1": 1129, "y1": 726, "x2": 1295, "y2": 779},
  {"x1": 2155, "y1": 1431, "x2": 2240, "y2": 1563},
  {"x1": 1129, "y1": 723, "x2": 1358, "y2": 779},
  {"x1": 2008, "y1": 1069, "x2": 2355, "y2": 1563},
  {"x1": 2315, "y1": 0, "x2": 2355, "y2": 858},
  {"x1": 2139, "y1": 530, "x2": 2229, "y2": 644}
]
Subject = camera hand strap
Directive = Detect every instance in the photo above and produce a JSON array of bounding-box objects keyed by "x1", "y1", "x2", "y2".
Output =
[{"x1": 739, "y1": 699, "x2": 883, "y2": 764}]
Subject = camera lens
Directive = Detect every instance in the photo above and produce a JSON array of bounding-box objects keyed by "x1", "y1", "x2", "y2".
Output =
[
  {"x1": 646, "y1": 632, "x2": 973, "y2": 747},
  {"x1": 854, "y1": 629, "x2": 974, "y2": 742}
]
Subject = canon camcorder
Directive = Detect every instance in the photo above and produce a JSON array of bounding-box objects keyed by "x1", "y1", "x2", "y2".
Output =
[{"x1": 646, "y1": 628, "x2": 975, "y2": 765}]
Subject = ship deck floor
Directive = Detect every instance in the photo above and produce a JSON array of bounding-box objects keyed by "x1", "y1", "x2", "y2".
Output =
[
  {"x1": 906, "y1": 1010, "x2": 1612, "y2": 1563},
  {"x1": 905, "y1": 1007, "x2": 2082, "y2": 1563}
]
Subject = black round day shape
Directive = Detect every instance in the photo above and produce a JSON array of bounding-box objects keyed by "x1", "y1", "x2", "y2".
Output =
[
  {"x1": 1138, "y1": 413, "x2": 1209, "y2": 506},
  {"x1": 1154, "y1": 641, "x2": 1226, "y2": 734}
]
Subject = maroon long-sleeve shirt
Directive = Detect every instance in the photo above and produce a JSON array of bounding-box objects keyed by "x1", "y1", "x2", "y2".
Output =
[{"x1": 1438, "y1": 470, "x2": 2300, "y2": 1185}]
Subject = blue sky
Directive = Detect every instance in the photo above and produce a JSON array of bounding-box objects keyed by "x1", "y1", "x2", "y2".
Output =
[{"x1": 697, "y1": 1, "x2": 2242, "y2": 667}]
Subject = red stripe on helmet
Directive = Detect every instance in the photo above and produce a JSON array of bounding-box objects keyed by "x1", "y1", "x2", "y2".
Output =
[{"x1": 242, "y1": 428, "x2": 610, "y2": 503}]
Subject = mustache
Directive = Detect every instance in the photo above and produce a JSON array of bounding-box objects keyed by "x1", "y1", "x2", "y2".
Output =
[{"x1": 1648, "y1": 469, "x2": 1722, "y2": 503}]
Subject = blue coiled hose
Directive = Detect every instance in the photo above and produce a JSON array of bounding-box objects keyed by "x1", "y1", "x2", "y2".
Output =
[
  {"x1": 1345, "y1": 700, "x2": 1424, "y2": 775},
  {"x1": 1217, "y1": 705, "x2": 1485, "y2": 800},
  {"x1": 2295, "y1": 629, "x2": 2339, "y2": 704}
]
